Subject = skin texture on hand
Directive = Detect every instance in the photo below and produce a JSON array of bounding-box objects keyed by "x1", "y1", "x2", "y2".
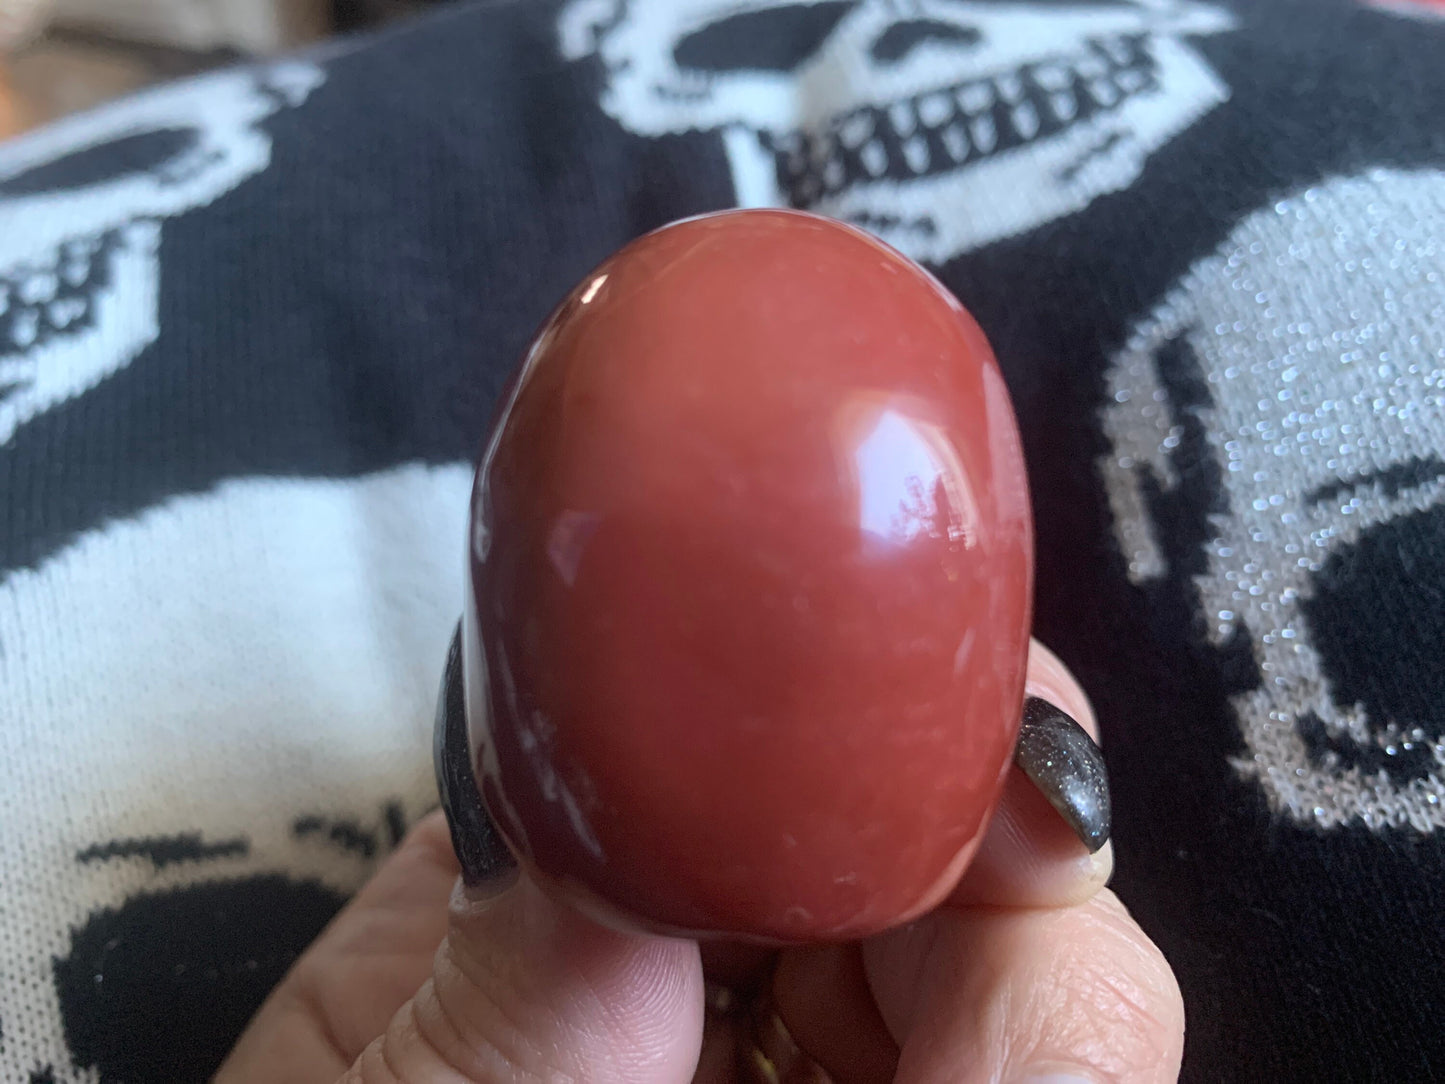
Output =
[{"x1": 215, "y1": 641, "x2": 1184, "y2": 1084}]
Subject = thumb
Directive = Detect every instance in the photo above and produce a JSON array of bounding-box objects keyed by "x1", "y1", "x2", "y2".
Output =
[{"x1": 342, "y1": 871, "x2": 705, "y2": 1083}]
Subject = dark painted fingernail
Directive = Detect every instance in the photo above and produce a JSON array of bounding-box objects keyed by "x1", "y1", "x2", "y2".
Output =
[
  {"x1": 1015, "y1": 697, "x2": 1111, "y2": 853},
  {"x1": 434, "y1": 623, "x2": 518, "y2": 888}
]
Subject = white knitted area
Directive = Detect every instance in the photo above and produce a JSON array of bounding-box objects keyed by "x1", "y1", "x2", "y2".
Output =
[{"x1": 0, "y1": 462, "x2": 471, "y2": 1080}]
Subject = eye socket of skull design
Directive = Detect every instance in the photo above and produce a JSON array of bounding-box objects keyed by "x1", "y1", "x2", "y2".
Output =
[
  {"x1": 671, "y1": 3, "x2": 986, "y2": 72},
  {"x1": 672, "y1": 1, "x2": 857, "y2": 72},
  {"x1": 560, "y1": 0, "x2": 1233, "y2": 262},
  {"x1": 0, "y1": 62, "x2": 323, "y2": 448},
  {"x1": 0, "y1": 128, "x2": 199, "y2": 198},
  {"x1": 1099, "y1": 167, "x2": 1445, "y2": 832}
]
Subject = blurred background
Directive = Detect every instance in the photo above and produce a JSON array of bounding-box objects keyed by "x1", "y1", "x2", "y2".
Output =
[{"x1": 0, "y1": 0, "x2": 451, "y2": 138}]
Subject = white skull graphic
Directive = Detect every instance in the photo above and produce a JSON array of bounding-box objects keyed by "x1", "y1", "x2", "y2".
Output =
[
  {"x1": 0, "y1": 462, "x2": 469, "y2": 1080},
  {"x1": 0, "y1": 62, "x2": 323, "y2": 448},
  {"x1": 560, "y1": 0, "x2": 1233, "y2": 262},
  {"x1": 1100, "y1": 167, "x2": 1445, "y2": 832}
]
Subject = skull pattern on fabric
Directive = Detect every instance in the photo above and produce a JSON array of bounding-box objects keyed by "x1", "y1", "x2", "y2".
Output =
[
  {"x1": 559, "y1": 0, "x2": 1233, "y2": 262},
  {"x1": 1100, "y1": 167, "x2": 1445, "y2": 832},
  {"x1": 0, "y1": 62, "x2": 323, "y2": 449},
  {"x1": 0, "y1": 464, "x2": 469, "y2": 1081}
]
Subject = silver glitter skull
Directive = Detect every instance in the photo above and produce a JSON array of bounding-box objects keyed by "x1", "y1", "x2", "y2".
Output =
[
  {"x1": 559, "y1": 0, "x2": 1233, "y2": 262},
  {"x1": 1100, "y1": 167, "x2": 1445, "y2": 832},
  {"x1": 0, "y1": 62, "x2": 322, "y2": 448}
]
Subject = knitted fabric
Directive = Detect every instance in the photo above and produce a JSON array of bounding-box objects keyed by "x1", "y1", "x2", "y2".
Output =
[{"x1": 1, "y1": 1, "x2": 1443, "y2": 1079}]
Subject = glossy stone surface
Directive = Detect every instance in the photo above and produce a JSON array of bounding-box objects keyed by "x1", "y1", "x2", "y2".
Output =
[{"x1": 463, "y1": 209, "x2": 1033, "y2": 942}]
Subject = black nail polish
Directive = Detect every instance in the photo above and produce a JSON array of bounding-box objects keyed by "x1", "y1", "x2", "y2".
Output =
[
  {"x1": 1014, "y1": 697, "x2": 1112, "y2": 853},
  {"x1": 434, "y1": 623, "x2": 518, "y2": 887}
]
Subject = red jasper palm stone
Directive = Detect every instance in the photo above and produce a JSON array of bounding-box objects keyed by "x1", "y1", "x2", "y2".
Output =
[{"x1": 464, "y1": 209, "x2": 1033, "y2": 943}]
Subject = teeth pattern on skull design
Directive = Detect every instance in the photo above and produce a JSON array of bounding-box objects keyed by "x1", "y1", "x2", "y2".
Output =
[
  {"x1": 0, "y1": 62, "x2": 324, "y2": 449},
  {"x1": 559, "y1": 0, "x2": 1234, "y2": 262},
  {"x1": 1099, "y1": 167, "x2": 1445, "y2": 832}
]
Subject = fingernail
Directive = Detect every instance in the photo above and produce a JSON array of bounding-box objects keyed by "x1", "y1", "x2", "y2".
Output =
[
  {"x1": 451, "y1": 863, "x2": 522, "y2": 911},
  {"x1": 434, "y1": 623, "x2": 518, "y2": 888},
  {"x1": 1014, "y1": 697, "x2": 1111, "y2": 853}
]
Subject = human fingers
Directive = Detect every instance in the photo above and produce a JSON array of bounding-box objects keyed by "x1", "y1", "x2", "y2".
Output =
[
  {"x1": 217, "y1": 806, "x2": 706, "y2": 1084},
  {"x1": 864, "y1": 888, "x2": 1185, "y2": 1084},
  {"x1": 770, "y1": 642, "x2": 1130, "y2": 1081},
  {"x1": 337, "y1": 867, "x2": 705, "y2": 1083},
  {"x1": 771, "y1": 888, "x2": 1180, "y2": 1084}
]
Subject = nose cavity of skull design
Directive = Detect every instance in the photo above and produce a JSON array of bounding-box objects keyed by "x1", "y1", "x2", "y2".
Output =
[
  {"x1": 559, "y1": 0, "x2": 1233, "y2": 262},
  {"x1": 1099, "y1": 167, "x2": 1445, "y2": 833},
  {"x1": 0, "y1": 62, "x2": 323, "y2": 448}
]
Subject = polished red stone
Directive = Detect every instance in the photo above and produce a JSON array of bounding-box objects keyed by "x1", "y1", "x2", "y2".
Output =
[{"x1": 463, "y1": 209, "x2": 1033, "y2": 943}]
